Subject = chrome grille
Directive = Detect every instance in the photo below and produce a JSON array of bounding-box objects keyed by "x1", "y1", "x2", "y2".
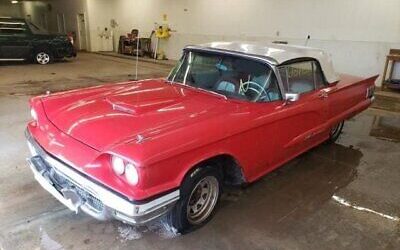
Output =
[
  {"x1": 43, "y1": 160, "x2": 105, "y2": 212},
  {"x1": 28, "y1": 135, "x2": 105, "y2": 213},
  {"x1": 75, "y1": 185, "x2": 104, "y2": 211}
]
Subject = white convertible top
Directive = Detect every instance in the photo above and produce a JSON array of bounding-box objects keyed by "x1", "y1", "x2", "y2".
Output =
[{"x1": 186, "y1": 41, "x2": 340, "y2": 83}]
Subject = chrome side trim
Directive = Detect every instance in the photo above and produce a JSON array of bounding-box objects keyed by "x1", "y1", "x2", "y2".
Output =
[
  {"x1": 0, "y1": 21, "x2": 26, "y2": 25},
  {"x1": 0, "y1": 58, "x2": 25, "y2": 61}
]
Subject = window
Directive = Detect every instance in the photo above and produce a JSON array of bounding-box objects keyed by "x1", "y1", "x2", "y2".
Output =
[
  {"x1": 0, "y1": 21, "x2": 27, "y2": 35},
  {"x1": 27, "y1": 21, "x2": 49, "y2": 35},
  {"x1": 278, "y1": 60, "x2": 325, "y2": 94},
  {"x1": 168, "y1": 51, "x2": 281, "y2": 102},
  {"x1": 0, "y1": 28, "x2": 26, "y2": 34}
]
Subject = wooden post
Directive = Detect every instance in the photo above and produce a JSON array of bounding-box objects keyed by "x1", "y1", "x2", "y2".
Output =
[{"x1": 381, "y1": 57, "x2": 389, "y2": 90}]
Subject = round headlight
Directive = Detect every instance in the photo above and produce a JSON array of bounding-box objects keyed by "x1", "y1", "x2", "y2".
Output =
[
  {"x1": 30, "y1": 108, "x2": 38, "y2": 121},
  {"x1": 125, "y1": 163, "x2": 139, "y2": 185},
  {"x1": 111, "y1": 156, "x2": 125, "y2": 175}
]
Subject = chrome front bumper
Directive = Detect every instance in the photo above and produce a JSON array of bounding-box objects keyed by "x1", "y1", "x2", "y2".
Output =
[{"x1": 26, "y1": 130, "x2": 179, "y2": 225}]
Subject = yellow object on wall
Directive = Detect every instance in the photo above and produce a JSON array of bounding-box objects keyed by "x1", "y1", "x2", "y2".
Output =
[{"x1": 155, "y1": 25, "x2": 170, "y2": 39}]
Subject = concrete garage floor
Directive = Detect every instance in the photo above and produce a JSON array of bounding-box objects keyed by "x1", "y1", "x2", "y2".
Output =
[{"x1": 0, "y1": 53, "x2": 399, "y2": 250}]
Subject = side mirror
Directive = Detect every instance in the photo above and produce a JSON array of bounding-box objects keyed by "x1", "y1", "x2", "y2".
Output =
[{"x1": 284, "y1": 93, "x2": 300, "y2": 104}]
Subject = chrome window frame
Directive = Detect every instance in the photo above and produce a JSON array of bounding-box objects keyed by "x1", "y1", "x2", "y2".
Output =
[{"x1": 276, "y1": 57, "x2": 329, "y2": 95}]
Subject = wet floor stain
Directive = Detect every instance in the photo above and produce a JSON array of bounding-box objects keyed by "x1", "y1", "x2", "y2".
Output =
[
  {"x1": 40, "y1": 227, "x2": 64, "y2": 250},
  {"x1": 117, "y1": 218, "x2": 180, "y2": 242},
  {"x1": 118, "y1": 225, "x2": 143, "y2": 241},
  {"x1": 217, "y1": 142, "x2": 363, "y2": 229},
  {"x1": 372, "y1": 94, "x2": 400, "y2": 113},
  {"x1": 331, "y1": 195, "x2": 400, "y2": 222},
  {"x1": 0, "y1": 73, "x2": 169, "y2": 97},
  {"x1": 369, "y1": 115, "x2": 400, "y2": 142}
]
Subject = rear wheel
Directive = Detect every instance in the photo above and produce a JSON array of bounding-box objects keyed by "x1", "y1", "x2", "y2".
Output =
[
  {"x1": 328, "y1": 120, "x2": 344, "y2": 142},
  {"x1": 166, "y1": 165, "x2": 222, "y2": 234},
  {"x1": 34, "y1": 50, "x2": 53, "y2": 65}
]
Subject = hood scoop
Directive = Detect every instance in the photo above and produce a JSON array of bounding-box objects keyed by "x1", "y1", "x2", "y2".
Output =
[
  {"x1": 107, "y1": 99, "x2": 136, "y2": 115},
  {"x1": 41, "y1": 79, "x2": 229, "y2": 151}
]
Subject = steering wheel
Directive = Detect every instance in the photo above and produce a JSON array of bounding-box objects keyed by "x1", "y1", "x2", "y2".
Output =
[{"x1": 239, "y1": 81, "x2": 268, "y2": 100}]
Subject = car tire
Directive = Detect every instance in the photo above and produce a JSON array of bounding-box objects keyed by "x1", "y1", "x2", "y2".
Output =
[
  {"x1": 165, "y1": 165, "x2": 222, "y2": 234},
  {"x1": 34, "y1": 49, "x2": 53, "y2": 65},
  {"x1": 327, "y1": 120, "x2": 344, "y2": 143}
]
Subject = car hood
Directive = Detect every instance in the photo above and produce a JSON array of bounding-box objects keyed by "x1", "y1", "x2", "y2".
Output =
[{"x1": 42, "y1": 79, "x2": 232, "y2": 151}]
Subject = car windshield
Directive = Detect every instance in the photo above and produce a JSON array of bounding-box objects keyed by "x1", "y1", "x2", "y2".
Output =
[
  {"x1": 167, "y1": 50, "x2": 281, "y2": 102},
  {"x1": 27, "y1": 21, "x2": 49, "y2": 35}
]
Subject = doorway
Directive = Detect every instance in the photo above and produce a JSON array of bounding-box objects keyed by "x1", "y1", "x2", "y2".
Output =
[{"x1": 76, "y1": 13, "x2": 87, "y2": 51}]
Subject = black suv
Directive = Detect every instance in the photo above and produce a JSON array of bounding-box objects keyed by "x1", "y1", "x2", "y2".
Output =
[{"x1": 0, "y1": 17, "x2": 76, "y2": 65}]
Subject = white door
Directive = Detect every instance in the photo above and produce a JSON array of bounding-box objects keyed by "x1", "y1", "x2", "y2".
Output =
[{"x1": 77, "y1": 13, "x2": 87, "y2": 51}]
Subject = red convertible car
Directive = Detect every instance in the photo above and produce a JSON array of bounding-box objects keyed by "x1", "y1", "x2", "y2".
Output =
[{"x1": 26, "y1": 41, "x2": 377, "y2": 233}]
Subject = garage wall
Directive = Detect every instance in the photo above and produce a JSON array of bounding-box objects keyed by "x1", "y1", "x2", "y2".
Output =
[
  {"x1": 18, "y1": 0, "x2": 89, "y2": 51},
  {"x1": 47, "y1": 0, "x2": 89, "y2": 50},
  {"x1": 84, "y1": 0, "x2": 399, "y2": 85},
  {"x1": 0, "y1": 0, "x2": 23, "y2": 17},
  {"x1": 0, "y1": 1, "x2": 50, "y2": 30},
  {"x1": 26, "y1": 0, "x2": 398, "y2": 85},
  {"x1": 20, "y1": 1, "x2": 49, "y2": 28},
  {"x1": 86, "y1": 0, "x2": 117, "y2": 51}
]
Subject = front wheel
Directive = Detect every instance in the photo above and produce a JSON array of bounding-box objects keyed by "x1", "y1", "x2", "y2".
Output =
[
  {"x1": 34, "y1": 50, "x2": 53, "y2": 65},
  {"x1": 165, "y1": 165, "x2": 222, "y2": 234},
  {"x1": 328, "y1": 120, "x2": 344, "y2": 143}
]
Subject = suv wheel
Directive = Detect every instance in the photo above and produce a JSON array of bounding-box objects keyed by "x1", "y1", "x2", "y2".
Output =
[
  {"x1": 166, "y1": 165, "x2": 222, "y2": 234},
  {"x1": 35, "y1": 51, "x2": 53, "y2": 65}
]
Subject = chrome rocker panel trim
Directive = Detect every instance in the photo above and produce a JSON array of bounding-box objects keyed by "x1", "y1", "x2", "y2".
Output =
[{"x1": 25, "y1": 130, "x2": 180, "y2": 225}]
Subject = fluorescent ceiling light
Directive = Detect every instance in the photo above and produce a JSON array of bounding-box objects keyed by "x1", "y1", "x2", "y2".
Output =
[{"x1": 11, "y1": 0, "x2": 19, "y2": 4}]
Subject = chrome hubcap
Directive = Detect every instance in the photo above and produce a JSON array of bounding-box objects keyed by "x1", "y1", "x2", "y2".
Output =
[
  {"x1": 36, "y1": 52, "x2": 50, "y2": 64},
  {"x1": 187, "y1": 176, "x2": 219, "y2": 224}
]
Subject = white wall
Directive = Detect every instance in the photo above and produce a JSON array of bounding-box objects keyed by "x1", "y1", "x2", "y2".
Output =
[
  {"x1": 84, "y1": 0, "x2": 399, "y2": 85},
  {"x1": 21, "y1": 1, "x2": 49, "y2": 28},
  {"x1": 47, "y1": 0, "x2": 89, "y2": 49},
  {"x1": 0, "y1": 0, "x2": 23, "y2": 17},
  {"x1": 178, "y1": 0, "x2": 400, "y2": 85},
  {"x1": 86, "y1": 0, "x2": 117, "y2": 51}
]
